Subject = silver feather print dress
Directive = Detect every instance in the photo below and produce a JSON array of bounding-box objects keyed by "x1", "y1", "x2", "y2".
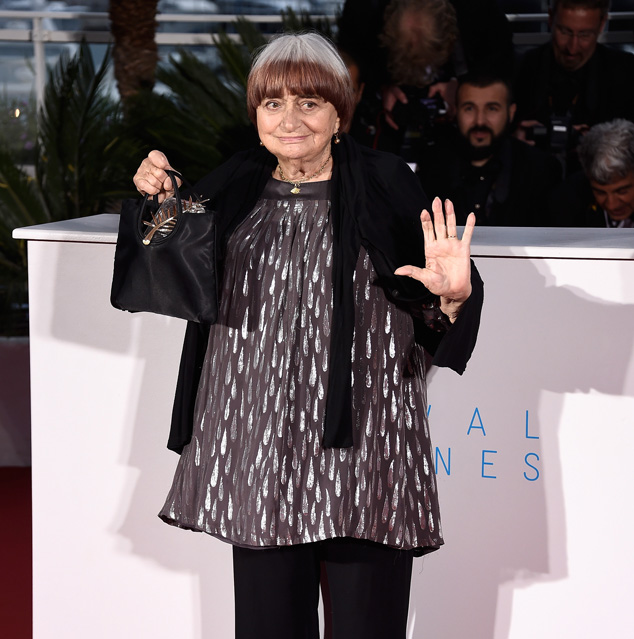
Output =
[{"x1": 159, "y1": 178, "x2": 443, "y2": 553}]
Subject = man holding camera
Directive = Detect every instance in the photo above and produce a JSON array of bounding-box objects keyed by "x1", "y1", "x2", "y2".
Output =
[
  {"x1": 338, "y1": 0, "x2": 514, "y2": 156},
  {"x1": 418, "y1": 75, "x2": 561, "y2": 226},
  {"x1": 513, "y1": 0, "x2": 634, "y2": 173}
]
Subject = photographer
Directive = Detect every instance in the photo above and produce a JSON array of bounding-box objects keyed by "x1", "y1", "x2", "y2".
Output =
[
  {"x1": 513, "y1": 0, "x2": 634, "y2": 175},
  {"x1": 418, "y1": 75, "x2": 562, "y2": 226},
  {"x1": 338, "y1": 0, "x2": 514, "y2": 158}
]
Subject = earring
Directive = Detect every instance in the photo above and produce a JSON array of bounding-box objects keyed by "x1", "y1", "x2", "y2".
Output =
[
  {"x1": 259, "y1": 140, "x2": 264, "y2": 146},
  {"x1": 334, "y1": 131, "x2": 340, "y2": 144}
]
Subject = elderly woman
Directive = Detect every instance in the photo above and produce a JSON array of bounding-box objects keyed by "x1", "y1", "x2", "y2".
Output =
[{"x1": 133, "y1": 32, "x2": 482, "y2": 639}]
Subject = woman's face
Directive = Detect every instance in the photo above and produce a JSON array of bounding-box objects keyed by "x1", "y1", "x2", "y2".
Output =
[{"x1": 256, "y1": 92, "x2": 340, "y2": 166}]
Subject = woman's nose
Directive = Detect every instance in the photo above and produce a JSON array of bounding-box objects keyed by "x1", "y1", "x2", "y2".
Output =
[{"x1": 281, "y1": 106, "x2": 300, "y2": 130}]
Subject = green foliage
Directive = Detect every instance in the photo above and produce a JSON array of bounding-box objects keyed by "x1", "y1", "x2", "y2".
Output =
[
  {"x1": 0, "y1": 97, "x2": 37, "y2": 166},
  {"x1": 0, "y1": 15, "x2": 344, "y2": 335},
  {"x1": 0, "y1": 145, "x2": 42, "y2": 335},
  {"x1": 151, "y1": 18, "x2": 265, "y2": 181},
  {"x1": 0, "y1": 42, "x2": 143, "y2": 335},
  {"x1": 280, "y1": 7, "x2": 338, "y2": 40},
  {"x1": 36, "y1": 42, "x2": 142, "y2": 221}
]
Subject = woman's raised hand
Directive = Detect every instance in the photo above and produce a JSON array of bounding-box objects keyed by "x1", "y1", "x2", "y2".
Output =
[
  {"x1": 133, "y1": 150, "x2": 181, "y2": 202},
  {"x1": 395, "y1": 197, "x2": 475, "y2": 322}
]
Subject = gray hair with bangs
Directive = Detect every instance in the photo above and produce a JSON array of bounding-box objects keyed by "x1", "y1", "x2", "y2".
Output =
[
  {"x1": 246, "y1": 32, "x2": 356, "y2": 131},
  {"x1": 578, "y1": 119, "x2": 634, "y2": 184}
]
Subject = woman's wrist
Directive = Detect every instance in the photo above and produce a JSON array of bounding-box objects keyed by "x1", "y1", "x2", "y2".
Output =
[{"x1": 439, "y1": 291, "x2": 471, "y2": 324}]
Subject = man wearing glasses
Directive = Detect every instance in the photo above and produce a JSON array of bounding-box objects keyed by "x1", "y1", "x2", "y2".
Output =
[{"x1": 513, "y1": 0, "x2": 634, "y2": 174}]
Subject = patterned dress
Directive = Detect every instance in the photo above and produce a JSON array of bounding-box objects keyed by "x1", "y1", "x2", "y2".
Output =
[{"x1": 159, "y1": 177, "x2": 443, "y2": 553}]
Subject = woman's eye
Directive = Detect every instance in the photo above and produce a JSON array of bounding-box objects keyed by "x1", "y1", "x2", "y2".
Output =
[{"x1": 264, "y1": 100, "x2": 279, "y2": 109}]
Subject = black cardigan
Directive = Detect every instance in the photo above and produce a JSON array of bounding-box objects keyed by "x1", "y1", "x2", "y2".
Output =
[{"x1": 168, "y1": 134, "x2": 484, "y2": 453}]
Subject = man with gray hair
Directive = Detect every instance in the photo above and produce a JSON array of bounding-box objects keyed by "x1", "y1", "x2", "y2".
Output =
[{"x1": 549, "y1": 119, "x2": 634, "y2": 227}]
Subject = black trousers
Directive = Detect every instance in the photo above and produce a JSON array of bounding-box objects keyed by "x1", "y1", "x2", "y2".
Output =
[{"x1": 233, "y1": 538, "x2": 414, "y2": 639}]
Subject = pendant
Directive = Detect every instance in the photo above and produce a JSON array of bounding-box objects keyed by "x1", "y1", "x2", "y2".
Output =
[{"x1": 291, "y1": 186, "x2": 301, "y2": 194}]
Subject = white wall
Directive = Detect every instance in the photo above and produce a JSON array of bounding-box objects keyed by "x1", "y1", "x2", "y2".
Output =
[
  {"x1": 417, "y1": 255, "x2": 634, "y2": 638},
  {"x1": 24, "y1": 228, "x2": 634, "y2": 638}
]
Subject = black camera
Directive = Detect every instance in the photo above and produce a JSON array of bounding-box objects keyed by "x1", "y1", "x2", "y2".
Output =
[
  {"x1": 390, "y1": 86, "x2": 448, "y2": 162},
  {"x1": 525, "y1": 112, "x2": 580, "y2": 175},
  {"x1": 525, "y1": 113, "x2": 579, "y2": 154}
]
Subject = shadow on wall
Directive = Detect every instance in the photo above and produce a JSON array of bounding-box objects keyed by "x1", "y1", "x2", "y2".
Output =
[
  {"x1": 40, "y1": 239, "x2": 235, "y2": 637},
  {"x1": 41, "y1": 237, "x2": 634, "y2": 638},
  {"x1": 411, "y1": 254, "x2": 634, "y2": 639}
]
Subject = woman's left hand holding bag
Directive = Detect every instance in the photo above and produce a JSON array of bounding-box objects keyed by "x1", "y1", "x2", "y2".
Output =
[
  {"x1": 112, "y1": 150, "x2": 218, "y2": 323},
  {"x1": 133, "y1": 150, "x2": 181, "y2": 202},
  {"x1": 395, "y1": 197, "x2": 475, "y2": 323}
]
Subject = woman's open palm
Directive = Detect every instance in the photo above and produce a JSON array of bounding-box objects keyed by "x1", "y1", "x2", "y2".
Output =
[{"x1": 395, "y1": 197, "x2": 475, "y2": 304}]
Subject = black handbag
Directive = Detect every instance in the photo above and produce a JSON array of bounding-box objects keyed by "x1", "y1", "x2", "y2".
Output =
[{"x1": 110, "y1": 169, "x2": 218, "y2": 323}]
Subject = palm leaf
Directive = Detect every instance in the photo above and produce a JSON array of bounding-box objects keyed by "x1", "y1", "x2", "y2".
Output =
[
  {"x1": 153, "y1": 35, "x2": 261, "y2": 181},
  {"x1": 280, "y1": 8, "x2": 338, "y2": 40},
  {"x1": 36, "y1": 42, "x2": 141, "y2": 221},
  {"x1": 0, "y1": 146, "x2": 48, "y2": 274},
  {"x1": 213, "y1": 18, "x2": 266, "y2": 88}
]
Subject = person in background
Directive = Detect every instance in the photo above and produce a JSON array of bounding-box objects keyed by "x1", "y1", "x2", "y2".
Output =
[
  {"x1": 338, "y1": 49, "x2": 366, "y2": 118},
  {"x1": 513, "y1": 0, "x2": 634, "y2": 174},
  {"x1": 132, "y1": 32, "x2": 483, "y2": 639},
  {"x1": 338, "y1": 0, "x2": 514, "y2": 153},
  {"x1": 549, "y1": 119, "x2": 634, "y2": 227},
  {"x1": 418, "y1": 74, "x2": 562, "y2": 226}
]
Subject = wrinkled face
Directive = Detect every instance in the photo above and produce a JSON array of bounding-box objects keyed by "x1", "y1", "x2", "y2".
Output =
[
  {"x1": 456, "y1": 82, "x2": 516, "y2": 149},
  {"x1": 549, "y1": 7, "x2": 605, "y2": 72},
  {"x1": 590, "y1": 171, "x2": 634, "y2": 222},
  {"x1": 256, "y1": 92, "x2": 340, "y2": 165}
]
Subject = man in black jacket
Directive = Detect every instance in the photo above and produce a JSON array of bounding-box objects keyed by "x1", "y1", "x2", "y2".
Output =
[
  {"x1": 338, "y1": 0, "x2": 514, "y2": 151},
  {"x1": 418, "y1": 75, "x2": 562, "y2": 226},
  {"x1": 549, "y1": 119, "x2": 634, "y2": 227},
  {"x1": 514, "y1": 0, "x2": 634, "y2": 172}
]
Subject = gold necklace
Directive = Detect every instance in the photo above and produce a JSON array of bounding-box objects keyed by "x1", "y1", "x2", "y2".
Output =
[{"x1": 277, "y1": 153, "x2": 332, "y2": 194}]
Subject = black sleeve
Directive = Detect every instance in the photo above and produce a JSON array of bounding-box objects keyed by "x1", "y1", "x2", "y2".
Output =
[
  {"x1": 168, "y1": 321, "x2": 210, "y2": 453},
  {"x1": 355, "y1": 143, "x2": 483, "y2": 374},
  {"x1": 416, "y1": 261, "x2": 484, "y2": 374}
]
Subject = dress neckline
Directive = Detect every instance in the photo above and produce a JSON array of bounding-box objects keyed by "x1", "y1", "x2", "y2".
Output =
[{"x1": 263, "y1": 176, "x2": 331, "y2": 200}]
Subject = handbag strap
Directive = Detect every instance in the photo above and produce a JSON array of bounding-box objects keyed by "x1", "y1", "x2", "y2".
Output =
[
  {"x1": 140, "y1": 169, "x2": 201, "y2": 245},
  {"x1": 164, "y1": 168, "x2": 204, "y2": 206},
  {"x1": 164, "y1": 169, "x2": 184, "y2": 213}
]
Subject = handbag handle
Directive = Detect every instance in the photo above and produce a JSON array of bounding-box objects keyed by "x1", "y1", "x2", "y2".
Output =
[
  {"x1": 165, "y1": 169, "x2": 201, "y2": 202},
  {"x1": 164, "y1": 168, "x2": 184, "y2": 211},
  {"x1": 140, "y1": 169, "x2": 200, "y2": 245}
]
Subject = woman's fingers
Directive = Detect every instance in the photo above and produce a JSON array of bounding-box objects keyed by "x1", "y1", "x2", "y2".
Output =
[
  {"x1": 431, "y1": 197, "x2": 446, "y2": 238},
  {"x1": 133, "y1": 159, "x2": 163, "y2": 194},
  {"x1": 461, "y1": 212, "x2": 476, "y2": 246},
  {"x1": 133, "y1": 151, "x2": 177, "y2": 195},
  {"x1": 421, "y1": 198, "x2": 475, "y2": 244},
  {"x1": 444, "y1": 198, "x2": 458, "y2": 239},
  {"x1": 147, "y1": 149, "x2": 170, "y2": 168},
  {"x1": 147, "y1": 150, "x2": 180, "y2": 191},
  {"x1": 422, "y1": 197, "x2": 457, "y2": 242},
  {"x1": 420, "y1": 209, "x2": 435, "y2": 245},
  {"x1": 394, "y1": 264, "x2": 427, "y2": 285}
]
